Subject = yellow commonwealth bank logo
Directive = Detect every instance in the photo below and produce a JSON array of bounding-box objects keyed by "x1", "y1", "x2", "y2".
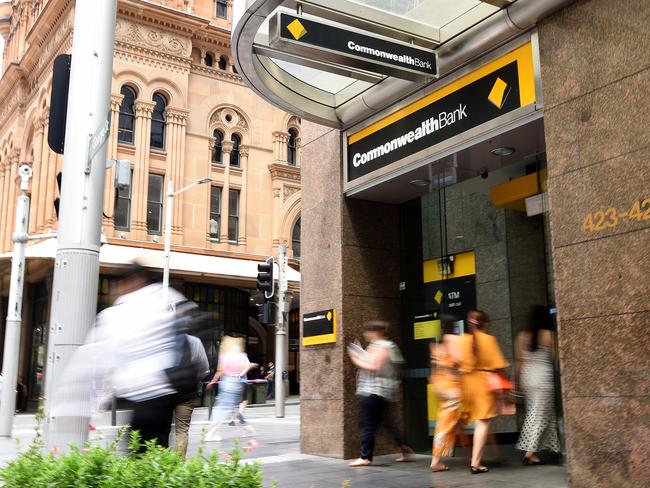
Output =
[
  {"x1": 488, "y1": 77, "x2": 510, "y2": 109},
  {"x1": 287, "y1": 19, "x2": 308, "y2": 40},
  {"x1": 326, "y1": 311, "x2": 332, "y2": 321}
]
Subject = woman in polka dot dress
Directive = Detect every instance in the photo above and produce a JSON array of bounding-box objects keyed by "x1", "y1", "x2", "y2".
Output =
[{"x1": 515, "y1": 306, "x2": 561, "y2": 464}]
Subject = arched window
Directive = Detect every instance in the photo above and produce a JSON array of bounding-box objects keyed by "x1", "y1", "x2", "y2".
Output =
[
  {"x1": 204, "y1": 52, "x2": 214, "y2": 67},
  {"x1": 218, "y1": 56, "x2": 228, "y2": 71},
  {"x1": 150, "y1": 92, "x2": 167, "y2": 150},
  {"x1": 118, "y1": 85, "x2": 136, "y2": 144},
  {"x1": 292, "y1": 218, "x2": 301, "y2": 259},
  {"x1": 212, "y1": 130, "x2": 223, "y2": 163},
  {"x1": 287, "y1": 128, "x2": 297, "y2": 166},
  {"x1": 230, "y1": 133, "x2": 240, "y2": 167}
]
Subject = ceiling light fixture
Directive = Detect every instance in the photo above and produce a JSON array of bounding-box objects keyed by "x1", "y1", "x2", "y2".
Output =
[
  {"x1": 409, "y1": 179, "x2": 430, "y2": 187},
  {"x1": 491, "y1": 146, "x2": 515, "y2": 156}
]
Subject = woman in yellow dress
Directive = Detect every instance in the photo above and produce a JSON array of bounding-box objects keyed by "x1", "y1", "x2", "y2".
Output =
[
  {"x1": 429, "y1": 321, "x2": 463, "y2": 472},
  {"x1": 461, "y1": 310, "x2": 509, "y2": 474}
]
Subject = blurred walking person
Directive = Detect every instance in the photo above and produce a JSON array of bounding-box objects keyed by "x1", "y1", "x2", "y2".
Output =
[
  {"x1": 429, "y1": 319, "x2": 463, "y2": 472},
  {"x1": 96, "y1": 264, "x2": 191, "y2": 450},
  {"x1": 230, "y1": 362, "x2": 258, "y2": 426},
  {"x1": 461, "y1": 310, "x2": 509, "y2": 474},
  {"x1": 173, "y1": 333, "x2": 210, "y2": 458},
  {"x1": 347, "y1": 321, "x2": 414, "y2": 467},
  {"x1": 265, "y1": 362, "x2": 275, "y2": 400},
  {"x1": 515, "y1": 306, "x2": 561, "y2": 464},
  {"x1": 204, "y1": 336, "x2": 253, "y2": 441}
]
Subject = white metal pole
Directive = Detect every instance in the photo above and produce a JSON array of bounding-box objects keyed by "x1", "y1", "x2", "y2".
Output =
[
  {"x1": 162, "y1": 180, "x2": 174, "y2": 307},
  {"x1": 43, "y1": 0, "x2": 117, "y2": 451},
  {"x1": 275, "y1": 244, "x2": 287, "y2": 418},
  {"x1": 0, "y1": 166, "x2": 32, "y2": 437}
]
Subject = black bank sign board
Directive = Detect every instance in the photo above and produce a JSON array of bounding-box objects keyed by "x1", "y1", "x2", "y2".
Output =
[
  {"x1": 303, "y1": 309, "x2": 337, "y2": 346},
  {"x1": 347, "y1": 43, "x2": 536, "y2": 183},
  {"x1": 269, "y1": 13, "x2": 437, "y2": 81}
]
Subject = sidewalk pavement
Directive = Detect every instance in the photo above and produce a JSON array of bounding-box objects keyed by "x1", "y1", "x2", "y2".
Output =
[{"x1": 0, "y1": 401, "x2": 567, "y2": 488}]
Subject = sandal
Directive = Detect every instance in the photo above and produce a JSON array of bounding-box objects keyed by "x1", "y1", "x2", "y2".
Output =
[
  {"x1": 523, "y1": 457, "x2": 546, "y2": 466},
  {"x1": 470, "y1": 466, "x2": 489, "y2": 474},
  {"x1": 349, "y1": 458, "x2": 373, "y2": 467},
  {"x1": 430, "y1": 464, "x2": 449, "y2": 472}
]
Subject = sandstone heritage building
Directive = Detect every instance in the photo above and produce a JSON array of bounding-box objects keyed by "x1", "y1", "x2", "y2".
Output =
[{"x1": 0, "y1": 0, "x2": 302, "y2": 407}]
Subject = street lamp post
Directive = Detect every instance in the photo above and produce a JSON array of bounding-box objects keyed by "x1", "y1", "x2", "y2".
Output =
[{"x1": 162, "y1": 177, "x2": 211, "y2": 306}]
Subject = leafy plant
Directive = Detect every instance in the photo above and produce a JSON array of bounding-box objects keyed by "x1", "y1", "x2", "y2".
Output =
[{"x1": 0, "y1": 426, "x2": 263, "y2": 488}]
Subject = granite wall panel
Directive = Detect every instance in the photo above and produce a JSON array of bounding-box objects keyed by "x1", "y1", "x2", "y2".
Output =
[{"x1": 540, "y1": 1, "x2": 650, "y2": 485}]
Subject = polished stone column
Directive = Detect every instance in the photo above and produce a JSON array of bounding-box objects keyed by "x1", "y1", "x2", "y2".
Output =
[
  {"x1": 299, "y1": 122, "x2": 402, "y2": 459},
  {"x1": 539, "y1": 1, "x2": 650, "y2": 485},
  {"x1": 220, "y1": 140, "x2": 233, "y2": 242},
  {"x1": 131, "y1": 100, "x2": 154, "y2": 238}
]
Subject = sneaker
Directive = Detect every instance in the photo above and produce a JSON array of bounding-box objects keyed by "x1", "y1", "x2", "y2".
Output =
[{"x1": 228, "y1": 421, "x2": 235, "y2": 426}]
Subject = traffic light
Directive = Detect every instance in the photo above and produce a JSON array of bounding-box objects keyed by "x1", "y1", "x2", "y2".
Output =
[
  {"x1": 257, "y1": 302, "x2": 274, "y2": 325},
  {"x1": 257, "y1": 257, "x2": 274, "y2": 299},
  {"x1": 48, "y1": 54, "x2": 71, "y2": 154},
  {"x1": 54, "y1": 171, "x2": 62, "y2": 219}
]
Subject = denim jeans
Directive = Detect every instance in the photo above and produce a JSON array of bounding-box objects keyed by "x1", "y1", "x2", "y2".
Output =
[
  {"x1": 357, "y1": 394, "x2": 405, "y2": 461},
  {"x1": 211, "y1": 376, "x2": 244, "y2": 425}
]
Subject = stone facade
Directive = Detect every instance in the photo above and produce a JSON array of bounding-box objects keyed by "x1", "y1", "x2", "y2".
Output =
[
  {"x1": 539, "y1": 0, "x2": 650, "y2": 486},
  {"x1": 0, "y1": 0, "x2": 302, "y2": 260},
  {"x1": 0, "y1": 0, "x2": 301, "y2": 398}
]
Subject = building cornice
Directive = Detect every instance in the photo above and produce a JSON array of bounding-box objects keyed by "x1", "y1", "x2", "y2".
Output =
[
  {"x1": 268, "y1": 162, "x2": 301, "y2": 183},
  {"x1": 118, "y1": 0, "x2": 210, "y2": 36},
  {"x1": 190, "y1": 63, "x2": 244, "y2": 85}
]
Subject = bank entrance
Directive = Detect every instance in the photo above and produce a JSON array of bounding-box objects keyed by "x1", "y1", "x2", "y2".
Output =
[{"x1": 342, "y1": 36, "x2": 565, "y2": 456}]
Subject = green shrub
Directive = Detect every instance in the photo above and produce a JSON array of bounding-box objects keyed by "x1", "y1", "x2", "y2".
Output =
[{"x1": 0, "y1": 429, "x2": 263, "y2": 488}]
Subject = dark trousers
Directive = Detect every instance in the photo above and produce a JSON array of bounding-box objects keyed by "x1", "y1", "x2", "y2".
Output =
[
  {"x1": 358, "y1": 394, "x2": 406, "y2": 461},
  {"x1": 130, "y1": 395, "x2": 176, "y2": 452}
]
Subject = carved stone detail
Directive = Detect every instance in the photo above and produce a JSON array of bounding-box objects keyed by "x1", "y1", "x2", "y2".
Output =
[
  {"x1": 209, "y1": 106, "x2": 249, "y2": 132},
  {"x1": 283, "y1": 185, "x2": 300, "y2": 202},
  {"x1": 268, "y1": 162, "x2": 301, "y2": 183},
  {"x1": 111, "y1": 94, "x2": 125, "y2": 112},
  {"x1": 115, "y1": 18, "x2": 191, "y2": 57},
  {"x1": 165, "y1": 107, "x2": 190, "y2": 126},
  {"x1": 135, "y1": 100, "x2": 155, "y2": 118}
]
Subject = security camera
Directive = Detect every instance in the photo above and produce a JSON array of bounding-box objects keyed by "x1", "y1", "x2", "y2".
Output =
[
  {"x1": 479, "y1": 167, "x2": 489, "y2": 179},
  {"x1": 19, "y1": 164, "x2": 33, "y2": 178}
]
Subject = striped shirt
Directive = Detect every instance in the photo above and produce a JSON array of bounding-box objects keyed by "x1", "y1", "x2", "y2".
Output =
[{"x1": 356, "y1": 339, "x2": 404, "y2": 402}]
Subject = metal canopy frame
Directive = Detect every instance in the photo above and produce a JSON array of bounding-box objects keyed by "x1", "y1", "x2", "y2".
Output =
[{"x1": 232, "y1": 0, "x2": 575, "y2": 129}]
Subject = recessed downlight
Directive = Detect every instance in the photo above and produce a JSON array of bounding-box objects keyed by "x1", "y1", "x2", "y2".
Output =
[
  {"x1": 409, "y1": 179, "x2": 430, "y2": 187},
  {"x1": 491, "y1": 146, "x2": 515, "y2": 156}
]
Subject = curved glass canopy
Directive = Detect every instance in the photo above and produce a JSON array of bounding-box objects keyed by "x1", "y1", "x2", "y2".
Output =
[{"x1": 232, "y1": 1, "x2": 563, "y2": 128}]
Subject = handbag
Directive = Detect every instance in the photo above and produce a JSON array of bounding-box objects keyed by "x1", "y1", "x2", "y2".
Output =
[{"x1": 485, "y1": 372, "x2": 513, "y2": 392}]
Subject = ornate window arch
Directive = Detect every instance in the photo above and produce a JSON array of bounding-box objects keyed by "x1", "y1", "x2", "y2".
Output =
[
  {"x1": 118, "y1": 85, "x2": 137, "y2": 144},
  {"x1": 291, "y1": 217, "x2": 301, "y2": 259},
  {"x1": 150, "y1": 92, "x2": 167, "y2": 150},
  {"x1": 204, "y1": 52, "x2": 214, "y2": 67},
  {"x1": 287, "y1": 128, "x2": 298, "y2": 166},
  {"x1": 208, "y1": 105, "x2": 251, "y2": 145},
  {"x1": 218, "y1": 55, "x2": 228, "y2": 71},
  {"x1": 212, "y1": 129, "x2": 224, "y2": 163},
  {"x1": 230, "y1": 133, "x2": 241, "y2": 167}
]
